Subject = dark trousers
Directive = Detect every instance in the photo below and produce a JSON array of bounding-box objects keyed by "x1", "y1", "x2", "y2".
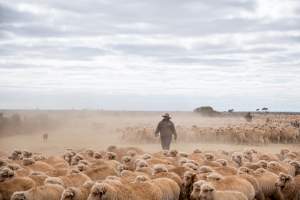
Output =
[{"x1": 160, "y1": 136, "x2": 172, "y2": 150}]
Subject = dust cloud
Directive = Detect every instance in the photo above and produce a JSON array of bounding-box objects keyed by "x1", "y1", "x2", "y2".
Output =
[{"x1": 0, "y1": 110, "x2": 299, "y2": 156}]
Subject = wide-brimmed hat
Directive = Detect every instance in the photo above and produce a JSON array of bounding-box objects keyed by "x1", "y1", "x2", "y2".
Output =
[{"x1": 162, "y1": 113, "x2": 171, "y2": 118}]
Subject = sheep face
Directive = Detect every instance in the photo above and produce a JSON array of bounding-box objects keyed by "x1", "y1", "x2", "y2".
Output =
[
  {"x1": 61, "y1": 188, "x2": 77, "y2": 200},
  {"x1": 88, "y1": 183, "x2": 112, "y2": 200},
  {"x1": 135, "y1": 160, "x2": 148, "y2": 169},
  {"x1": 23, "y1": 158, "x2": 35, "y2": 166},
  {"x1": 206, "y1": 173, "x2": 223, "y2": 182},
  {"x1": 105, "y1": 152, "x2": 116, "y2": 160},
  {"x1": 127, "y1": 150, "x2": 137, "y2": 157},
  {"x1": 190, "y1": 180, "x2": 206, "y2": 200},
  {"x1": 141, "y1": 153, "x2": 152, "y2": 160},
  {"x1": 215, "y1": 159, "x2": 227, "y2": 167},
  {"x1": 199, "y1": 166, "x2": 213, "y2": 174},
  {"x1": 22, "y1": 151, "x2": 32, "y2": 158},
  {"x1": 257, "y1": 160, "x2": 268, "y2": 169},
  {"x1": 0, "y1": 159, "x2": 7, "y2": 167},
  {"x1": 94, "y1": 152, "x2": 103, "y2": 159},
  {"x1": 86, "y1": 150, "x2": 94, "y2": 157},
  {"x1": 232, "y1": 153, "x2": 242, "y2": 166},
  {"x1": 0, "y1": 167, "x2": 14, "y2": 181},
  {"x1": 275, "y1": 173, "x2": 292, "y2": 190},
  {"x1": 199, "y1": 184, "x2": 215, "y2": 200},
  {"x1": 121, "y1": 156, "x2": 131, "y2": 164},
  {"x1": 204, "y1": 153, "x2": 214, "y2": 161},
  {"x1": 193, "y1": 149, "x2": 202, "y2": 154},
  {"x1": 11, "y1": 192, "x2": 27, "y2": 200},
  {"x1": 183, "y1": 171, "x2": 196, "y2": 187},
  {"x1": 153, "y1": 164, "x2": 168, "y2": 175},
  {"x1": 134, "y1": 175, "x2": 149, "y2": 183},
  {"x1": 169, "y1": 149, "x2": 178, "y2": 157},
  {"x1": 237, "y1": 167, "x2": 252, "y2": 175}
]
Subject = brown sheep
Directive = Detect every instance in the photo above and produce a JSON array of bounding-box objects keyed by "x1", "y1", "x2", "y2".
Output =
[
  {"x1": 61, "y1": 181, "x2": 95, "y2": 200},
  {"x1": 267, "y1": 161, "x2": 295, "y2": 176},
  {"x1": 0, "y1": 176, "x2": 35, "y2": 200},
  {"x1": 0, "y1": 167, "x2": 14, "y2": 182},
  {"x1": 28, "y1": 171, "x2": 48, "y2": 186},
  {"x1": 83, "y1": 161, "x2": 118, "y2": 181},
  {"x1": 252, "y1": 168, "x2": 282, "y2": 199},
  {"x1": 57, "y1": 172, "x2": 91, "y2": 187},
  {"x1": 192, "y1": 182, "x2": 248, "y2": 200},
  {"x1": 206, "y1": 173, "x2": 255, "y2": 200},
  {"x1": 181, "y1": 171, "x2": 198, "y2": 200},
  {"x1": 237, "y1": 168, "x2": 265, "y2": 200},
  {"x1": 11, "y1": 183, "x2": 64, "y2": 200},
  {"x1": 275, "y1": 173, "x2": 300, "y2": 200},
  {"x1": 152, "y1": 177, "x2": 180, "y2": 200},
  {"x1": 87, "y1": 179, "x2": 135, "y2": 200},
  {"x1": 152, "y1": 164, "x2": 183, "y2": 187}
]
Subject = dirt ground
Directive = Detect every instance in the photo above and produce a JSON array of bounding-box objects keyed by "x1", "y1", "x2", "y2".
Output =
[{"x1": 0, "y1": 111, "x2": 299, "y2": 156}]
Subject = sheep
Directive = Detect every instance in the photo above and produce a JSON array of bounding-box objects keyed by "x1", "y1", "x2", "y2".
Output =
[
  {"x1": 58, "y1": 172, "x2": 91, "y2": 187},
  {"x1": 61, "y1": 181, "x2": 95, "y2": 200},
  {"x1": 152, "y1": 177, "x2": 180, "y2": 200},
  {"x1": 24, "y1": 160, "x2": 58, "y2": 176},
  {"x1": 83, "y1": 162, "x2": 118, "y2": 181},
  {"x1": 0, "y1": 176, "x2": 35, "y2": 200},
  {"x1": 181, "y1": 171, "x2": 198, "y2": 200},
  {"x1": 87, "y1": 179, "x2": 135, "y2": 200},
  {"x1": 206, "y1": 173, "x2": 255, "y2": 200},
  {"x1": 290, "y1": 161, "x2": 300, "y2": 175},
  {"x1": 192, "y1": 182, "x2": 248, "y2": 200},
  {"x1": 9, "y1": 150, "x2": 22, "y2": 160},
  {"x1": 267, "y1": 161, "x2": 295, "y2": 176},
  {"x1": 237, "y1": 168, "x2": 265, "y2": 200},
  {"x1": 252, "y1": 168, "x2": 282, "y2": 199},
  {"x1": 0, "y1": 160, "x2": 7, "y2": 168},
  {"x1": 152, "y1": 164, "x2": 182, "y2": 187},
  {"x1": 22, "y1": 158, "x2": 35, "y2": 166},
  {"x1": 28, "y1": 171, "x2": 48, "y2": 186},
  {"x1": 190, "y1": 180, "x2": 207, "y2": 200},
  {"x1": 0, "y1": 167, "x2": 14, "y2": 182},
  {"x1": 11, "y1": 183, "x2": 64, "y2": 200},
  {"x1": 275, "y1": 173, "x2": 300, "y2": 200},
  {"x1": 105, "y1": 152, "x2": 117, "y2": 160}
]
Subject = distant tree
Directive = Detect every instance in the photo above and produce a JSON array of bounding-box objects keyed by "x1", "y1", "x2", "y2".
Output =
[
  {"x1": 262, "y1": 107, "x2": 269, "y2": 112},
  {"x1": 194, "y1": 106, "x2": 220, "y2": 117},
  {"x1": 256, "y1": 108, "x2": 260, "y2": 112}
]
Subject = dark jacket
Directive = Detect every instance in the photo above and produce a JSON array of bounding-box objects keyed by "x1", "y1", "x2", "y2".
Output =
[{"x1": 155, "y1": 119, "x2": 177, "y2": 139}]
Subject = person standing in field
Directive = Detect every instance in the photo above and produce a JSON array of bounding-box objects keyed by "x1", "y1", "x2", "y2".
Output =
[{"x1": 155, "y1": 113, "x2": 177, "y2": 150}]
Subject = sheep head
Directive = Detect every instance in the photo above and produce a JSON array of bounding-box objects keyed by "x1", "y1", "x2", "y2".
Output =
[
  {"x1": 275, "y1": 173, "x2": 293, "y2": 191},
  {"x1": 199, "y1": 183, "x2": 216, "y2": 200},
  {"x1": 88, "y1": 182, "x2": 112, "y2": 200},
  {"x1": 190, "y1": 180, "x2": 207, "y2": 200}
]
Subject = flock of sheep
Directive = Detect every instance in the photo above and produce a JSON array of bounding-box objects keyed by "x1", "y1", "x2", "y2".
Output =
[
  {"x1": 0, "y1": 145, "x2": 300, "y2": 200},
  {"x1": 120, "y1": 117, "x2": 300, "y2": 145}
]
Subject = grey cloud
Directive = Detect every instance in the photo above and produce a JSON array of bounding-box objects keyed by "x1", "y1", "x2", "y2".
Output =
[{"x1": 0, "y1": 3, "x2": 35, "y2": 24}]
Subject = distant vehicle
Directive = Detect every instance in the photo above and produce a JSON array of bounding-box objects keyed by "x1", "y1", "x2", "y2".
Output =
[
  {"x1": 228, "y1": 109, "x2": 234, "y2": 113},
  {"x1": 262, "y1": 107, "x2": 269, "y2": 112}
]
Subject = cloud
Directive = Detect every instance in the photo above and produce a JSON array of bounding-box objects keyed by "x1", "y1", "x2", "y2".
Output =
[{"x1": 0, "y1": 0, "x2": 299, "y2": 110}]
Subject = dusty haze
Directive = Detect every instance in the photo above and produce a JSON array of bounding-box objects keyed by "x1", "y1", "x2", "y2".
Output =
[{"x1": 0, "y1": 110, "x2": 299, "y2": 156}]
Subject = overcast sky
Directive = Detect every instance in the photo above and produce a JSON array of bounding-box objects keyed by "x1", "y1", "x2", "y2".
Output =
[{"x1": 0, "y1": 0, "x2": 300, "y2": 111}]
